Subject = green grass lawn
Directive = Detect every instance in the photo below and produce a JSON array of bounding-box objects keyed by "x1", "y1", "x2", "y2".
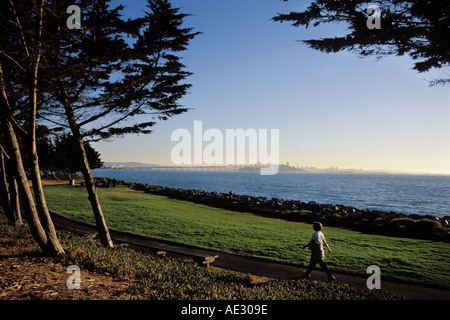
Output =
[
  {"x1": 0, "y1": 216, "x2": 401, "y2": 300},
  {"x1": 43, "y1": 185, "x2": 450, "y2": 289}
]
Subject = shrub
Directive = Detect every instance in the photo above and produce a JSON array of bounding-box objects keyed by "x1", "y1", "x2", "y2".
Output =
[
  {"x1": 390, "y1": 218, "x2": 416, "y2": 229},
  {"x1": 414, "y1": 219, "x2": 445, "y2": 235}
]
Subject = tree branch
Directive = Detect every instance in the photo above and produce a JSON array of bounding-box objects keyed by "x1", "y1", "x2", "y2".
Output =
[{"x1": 9, "y1": 0, "x2": 30, "y2": 57}]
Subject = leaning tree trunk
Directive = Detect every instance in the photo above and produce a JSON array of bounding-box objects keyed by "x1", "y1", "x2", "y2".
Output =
[
  {"x1": 28, "y1": 144, "x2": 64, "y2": 254},
  {"x1": 2, "y1": 118, "x2": 64, "y2": 254},
  {"x1": 1, "y1": 79, "x2": 61, "y2": 254},
  {"x1": 74, "y1": 131, "x2": 114, "y2": 248},
  {"x1": 0, "y1": 73, "x2": 48, "y2": 250},
  {"x1": 27, "y1": 114, "x2": 64, "y2": 253},
  {"x1": 0, "y1": 0, "x2": 62, "y2": 254},
  {"x1": 27, "y1": 32, "x2": 65, "y2": 254},
  {"x1": 1, "y1": 117, "x2": 49, "y2": 251},
  {"x1": 63, "y1": 102, "x2": 114, "y2": 248}
]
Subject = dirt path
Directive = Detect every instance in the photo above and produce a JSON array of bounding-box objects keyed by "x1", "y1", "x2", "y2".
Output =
[{"x1": 50, "y1": 212, "x2": 450, "y2": 300}]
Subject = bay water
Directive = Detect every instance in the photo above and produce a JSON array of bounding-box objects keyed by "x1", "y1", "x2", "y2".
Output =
[{"x1": 92, "y1": 169, "x2": 450, "y2": 218}]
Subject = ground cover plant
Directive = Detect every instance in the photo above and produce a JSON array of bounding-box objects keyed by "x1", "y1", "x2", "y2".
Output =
[
  {"x1": 0, "y1": 215, "x2": 401, "y2": 300},
  {"x1": 43, "y1": 186, "x2": 450, "y2": 289}
]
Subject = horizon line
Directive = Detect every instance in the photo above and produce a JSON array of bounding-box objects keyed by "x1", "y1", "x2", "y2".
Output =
[{"x1": 100, "y1": 161, "x2": 450, "y2": 176}]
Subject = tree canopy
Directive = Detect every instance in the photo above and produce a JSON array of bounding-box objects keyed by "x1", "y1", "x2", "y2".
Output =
[
  {"x1": 273, "y1": 0, "x2": 450, "y2": 86},
  {"x1": 34, "y1": 127, "x2": 103, "y2": 176},
  {"x1": 0, "y1": 0, "x2": 198, "y2": 252},
  {"x1": 39, "y1": 0, "x2": 199, "y2": 142}
]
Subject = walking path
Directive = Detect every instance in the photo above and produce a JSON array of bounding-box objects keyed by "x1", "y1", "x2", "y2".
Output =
[{"x1": 51, "y1": 213, "x2": 450, "y2": 300}]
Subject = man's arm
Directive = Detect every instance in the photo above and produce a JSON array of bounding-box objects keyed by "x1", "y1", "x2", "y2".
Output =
[
  {"x1": 323, "y1": 238, "x2": 332, "y2": 253},
  {"x1": 303, "y1": 239, "x2": 314, "y2": 249}
]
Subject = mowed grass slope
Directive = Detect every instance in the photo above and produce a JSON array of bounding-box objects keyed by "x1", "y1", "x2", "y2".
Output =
[
  {"x1": 43, "y1": 186, "x2": 450, "y2": 289},
  {"x1": 0, "y1": 216, "x2": 401, "y2": 300}
]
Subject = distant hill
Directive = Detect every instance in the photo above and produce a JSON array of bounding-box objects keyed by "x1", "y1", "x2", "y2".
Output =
[{"x1": 103, "y1": 162, "x2": 162, "y2": 168}]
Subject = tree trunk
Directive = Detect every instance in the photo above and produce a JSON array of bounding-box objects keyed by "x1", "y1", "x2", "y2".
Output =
[
  {"x1": 1, "y1": 76, "x2": 62, "y2": 255},
  {"x1": 25, "y1": 0, "x2": 64, "y2": 255},
  {"x1": 0, "y1": 0, "x2": 62, "y2": 254},
  {"x1": 51, "y1": 172, "x2": 61, "y2": 182},
  {"x1": 7, "y1": 171, "x2": 22, "y2": 226},
  {"x1": 75, "y1": 132, "x2": 114, "y2": 248},
  {"x1": 1, "y1": 150, "x2": 23, "y2": 226},
  {"x1": 0, "y1": 150, "x2": 14, "y2": 224},
  {"x1": 1, "y1": 117, "x2": 49, "y2": 251},
  {"x1": 63, "y1": 102, "x2": 114, "y2": 248},
  {"x1": 28, "y1": 133, "x2": 64, "y2": 254}
]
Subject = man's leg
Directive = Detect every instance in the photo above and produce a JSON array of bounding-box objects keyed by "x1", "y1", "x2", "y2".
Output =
[
  {"x1": 319, "y1": 260, "x2": 335, "y2": 281},
  {"x1": 302, "y1": 259, "x2": 317, "y2": 277}
]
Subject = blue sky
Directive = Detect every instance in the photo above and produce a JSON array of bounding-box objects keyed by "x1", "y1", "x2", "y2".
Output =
[{"x1": 96, "y1": 0, "x2": 450, "y2": 174}]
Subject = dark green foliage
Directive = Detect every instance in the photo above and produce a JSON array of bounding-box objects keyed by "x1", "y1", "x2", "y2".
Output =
[
  {"x1": 1, "y1": 0, "x2": 197, "y2": 251},
  {"x1": 32, "y1": 127, "x2": 103, "y2": 175},
  {"x1": 273, "y1": 0, "x2": 450, "y2": 86},
  {"x1": 39, "y1": 0, "x2": 199, "y2": 141},
  {"x1": 52, "y1": 134, "x2": 103, "y2": 172}
]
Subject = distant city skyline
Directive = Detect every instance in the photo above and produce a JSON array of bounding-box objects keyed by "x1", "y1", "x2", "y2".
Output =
[
  {"x1": 95, "y1": 0, "x2": 450, "y2": 175},
  {"x1": 101, "y1": 160, "x2": 448, "y2": 176}
]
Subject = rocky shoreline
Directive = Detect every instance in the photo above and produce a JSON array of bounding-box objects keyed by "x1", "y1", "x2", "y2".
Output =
[{"x1": 94, "y1": 177, "x2": 450, "y2": 242}]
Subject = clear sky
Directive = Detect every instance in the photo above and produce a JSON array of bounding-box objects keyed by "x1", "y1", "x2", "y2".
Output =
[{"x1": 96, "y1": 0, "x2": 450, "y2": 175}]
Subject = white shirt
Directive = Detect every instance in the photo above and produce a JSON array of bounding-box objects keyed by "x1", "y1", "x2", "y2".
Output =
[{"x1": 311, "y1": 231, "x2": 325, "y2": 247}]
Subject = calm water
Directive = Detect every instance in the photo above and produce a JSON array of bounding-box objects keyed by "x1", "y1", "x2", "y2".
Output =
[{"x1": 92, "y1": 169, "x2": 450, "y2": 218}]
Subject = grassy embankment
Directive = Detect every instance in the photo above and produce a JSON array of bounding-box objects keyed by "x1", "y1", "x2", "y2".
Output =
[
  {"x1": 0, "y1": 215, "x2": 400, "y2": 300},
  {"x1": 43, "y1": 185, "x2": 450, "y2": 289}
]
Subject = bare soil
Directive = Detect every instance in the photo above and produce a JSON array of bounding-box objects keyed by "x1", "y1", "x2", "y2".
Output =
[{"x1": 0, "y1": 238, "x2": 134, "y2": 300}]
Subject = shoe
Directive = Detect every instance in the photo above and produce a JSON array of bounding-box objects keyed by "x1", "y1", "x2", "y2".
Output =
[
  {"x1": 326, "y1": 275, "x2": 336, "y2": 282},
  {"x1": 301, "y1": 272, "x2": 311, "y2": 279}
]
